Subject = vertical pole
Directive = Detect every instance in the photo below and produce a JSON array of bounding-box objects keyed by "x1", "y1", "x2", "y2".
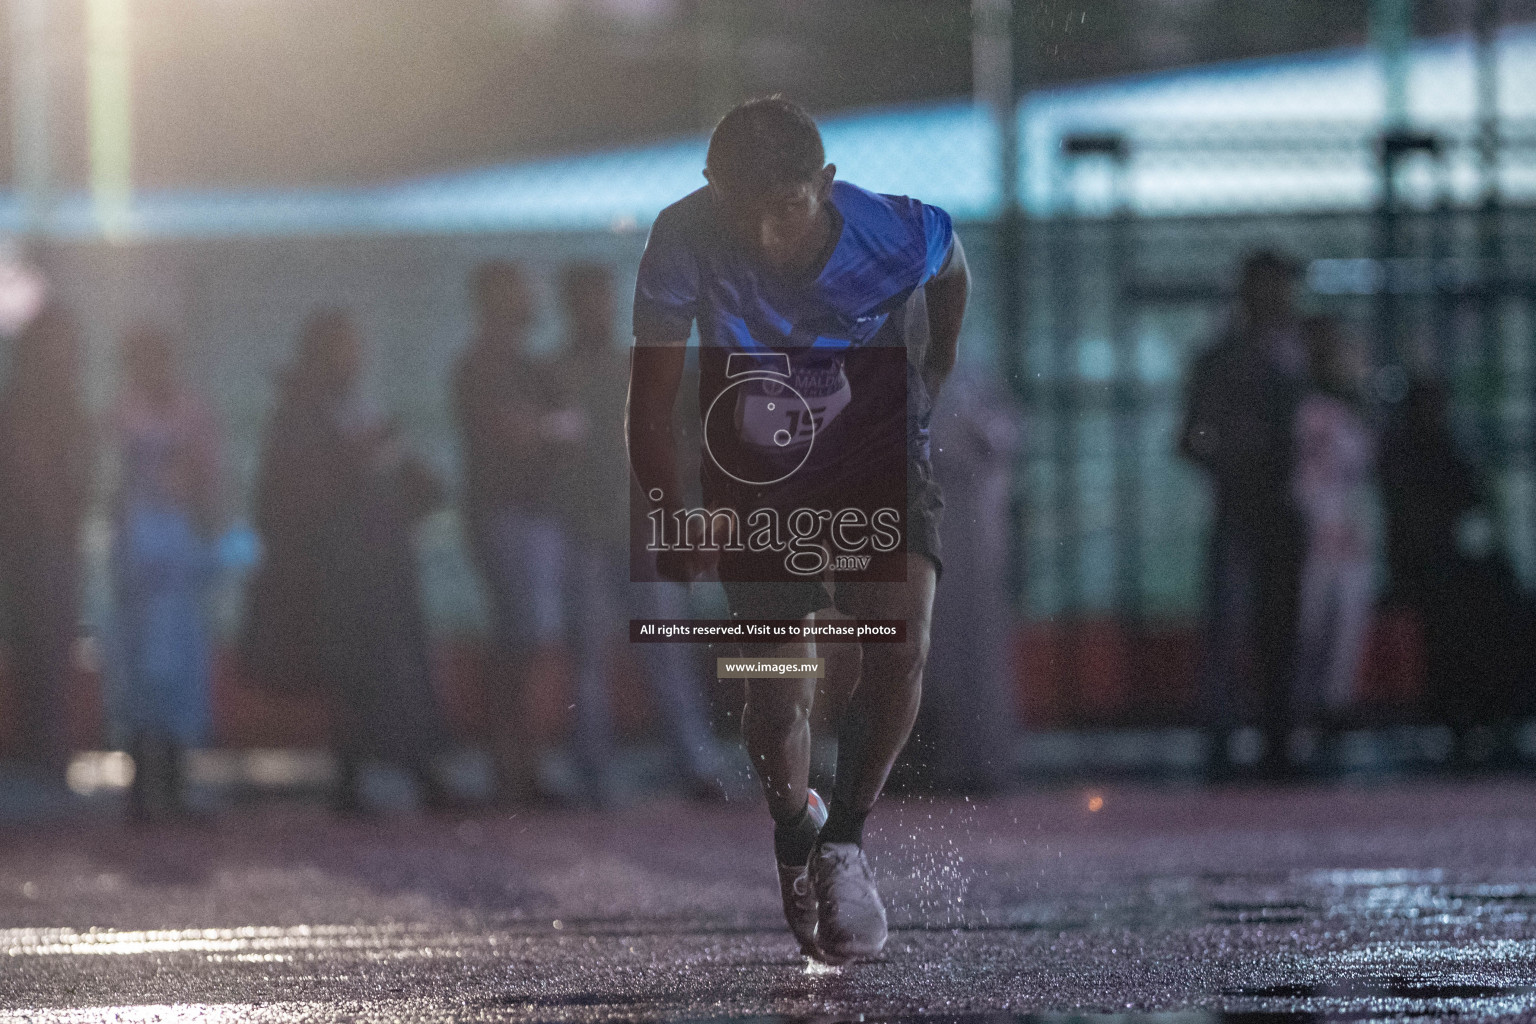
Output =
[
  {"x1": 85, "y1": 0, "x2": 133, "y2": 241},
  {"x1": 1049, "y1": 162, "x2": 1082, "y2": 725},
  {"x1": 1371, "y1": 0, "x2": 1413, "y2": 131},
  {"x1": 9, "y1": 0, "x2": 52, "y2": 238},
  {"x1": 1105, "y1": 144, "x2": 1143, "y2": 686},
  {"x1": 1473, "y1": 0, "x2": 1507, "y2": 538},
  {"x1": 696, "y1": 0, "x2": 737, "y2": 132},
  {"x1": 1430, "y1": 138, "x2": 1453, "y2": 389},
  {"x1": 1474, "y1": 0, "x2": 1501, "y2": 202},
  {"x1": 972, "y1": 0, "x2": 1021, "y2": 386},
  {"x1": 1059, "y1": 135, "x2": 1135, "y2": 716},
  {"x1": 1370, "y1": 0, "x2": 1414, "y2": 370},
  {"x1": 1374, "y1": 139, "x2": 1397, "y2": 372},
  {"x1": 974, "y1": 0, "x2": 1030, "y2": 607},
  {"x1": 971, "y1": 0, "x2": 1013, "y2": 129}
]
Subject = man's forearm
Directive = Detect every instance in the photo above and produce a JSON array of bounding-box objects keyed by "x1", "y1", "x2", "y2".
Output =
[
  {"x1": 625, "y1": 342, "x2": 689, "y2": 514},
  {"x1": 627, "y1": 411, "x2": 683, "y2": 514},
  {"x1": 922, "y1": 235, "x2": 969, "y2": 398},
  {"x1": 923, "y1": 274, "x2": 967, "y2": 397}
]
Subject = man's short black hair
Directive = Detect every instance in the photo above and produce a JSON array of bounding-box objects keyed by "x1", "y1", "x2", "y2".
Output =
[
  {"x1": 1239, "y1": 249, "x2": 1301, "y2": 285},
  {"x1": 706, "y1": 97, "x2": 825, "y2": 194}
]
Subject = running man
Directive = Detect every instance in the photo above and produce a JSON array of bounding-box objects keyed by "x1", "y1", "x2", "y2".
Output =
[{"x1": 626, "y1": 97, "x2": 969, "y2": 962}]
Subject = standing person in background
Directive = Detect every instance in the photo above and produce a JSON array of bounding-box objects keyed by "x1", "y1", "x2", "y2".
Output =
[
  {"x1": 1381, "y1": 375, "x2": 1536, "y2": 768},
  {"x1": 548, "y1": 261, "x2": 726, "y2": 804},
  {"x1": 110, "y1": 326, "x2": 222, "y2": 820},
  {"x1": 0, "y1": 304, "x2": 92, "y2": 788},
  {"x1": 1180, "y1": 252, "x2": 1310, "y2": 781},
  {"x1": 1290, "y1": 316, "x2": 1377, "y2": 764},
  {"x1": 247, "y1": 310, "x2": 456, "y2": 815},
  {"x1": 452, "y1": 260, "x2": 566, "y2": 806}
]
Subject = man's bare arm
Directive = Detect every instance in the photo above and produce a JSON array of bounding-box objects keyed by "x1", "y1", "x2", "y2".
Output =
[
  {"x1": 626, "y1": 338, "x2": 687, "y2": 514},
  {"x1": 629, "y1": 338, "x2": 717, "y2": 581},
  {"x1": 922, "y1": 232, "x2": 970, "y2": 399}
]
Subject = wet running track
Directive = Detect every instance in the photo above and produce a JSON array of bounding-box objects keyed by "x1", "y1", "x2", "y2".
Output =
[{"x1": 4, "y1": 780, "x2": 1536, "y2": 1021}]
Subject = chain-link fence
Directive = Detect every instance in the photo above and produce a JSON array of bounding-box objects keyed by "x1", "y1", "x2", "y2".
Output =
[
  {"x1": 4, "y1": 24, "x2": 1536, "y2": 729},
  {"x1": 1016, "y1": 124, "x2": 1536, "y2": 606}
]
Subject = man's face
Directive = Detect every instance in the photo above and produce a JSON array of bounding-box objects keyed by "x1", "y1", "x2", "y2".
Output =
[{"x1": 706, "y1": 165, "x2": 835, "y2": 274}]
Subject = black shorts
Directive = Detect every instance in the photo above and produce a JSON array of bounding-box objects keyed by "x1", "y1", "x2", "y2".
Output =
[{"x1": 719, "y1": 455, "x2": 944, "y2": 622}]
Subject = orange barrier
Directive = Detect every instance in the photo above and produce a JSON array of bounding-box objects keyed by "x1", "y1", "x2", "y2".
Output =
[
  {"x1": 0, "y1": 612, "x2": 1428, "y2": 756},
  {"x1": 1014, "y1": 610, "x2": 1426, "y2": 728}
]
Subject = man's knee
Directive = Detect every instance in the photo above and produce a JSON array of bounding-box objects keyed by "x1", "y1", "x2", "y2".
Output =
[
  {"x1": 742, "y1": 680, "x2": 815, "y2": 734},
  {"x1": 860, "y1": 599, "x2": 932, "y2": 683},
  {"x1": 868, "y1": 629, "x2": 930, "y2": 686}
]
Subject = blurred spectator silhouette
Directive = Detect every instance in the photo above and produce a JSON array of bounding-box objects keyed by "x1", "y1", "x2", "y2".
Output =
[
  {"x1": 1380, "y1": 374, "x2": 1536, "y2": 767},
  {"x1": 452, "y1": 260, "x2": 567, "y2": 805},
  {"x1": 899, "y1": 360, "x2": 1023, "y2": 792},
  {"x1": 244, "y1": 309, "x2": 457, "y2": 814},
  {"x1": 0, "y1": 303, "x2": 92, "y2": 786},
  {"x1": 1180, "y1": 252, "x2": 1309, "y2": 779},
  {"x1": 109, "y1": 326, "x2": 222, "y2": 819},
  {"x1": 1290, "y1": 315, "x2": 1377, "y2": 748},
  {"x1": 548, "y1": 261, "x2": 726, "y2": 803}
]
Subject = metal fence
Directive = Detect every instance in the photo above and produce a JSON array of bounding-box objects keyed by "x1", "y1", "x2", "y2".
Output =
[
  {"x1": 1010, "y1": 125, "x2": 1536, "y2": 624},
  {"x1": 5, "y1": 34, "x2": 1536, "y2": 726}
]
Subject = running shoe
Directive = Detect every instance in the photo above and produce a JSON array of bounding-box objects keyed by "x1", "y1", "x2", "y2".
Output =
[
  {"x1": 776, "y1": 788, "x2": 828, "y2": 955},
  {"x1": 809, "y1": 839, "x2": 888, "y2": 964}
]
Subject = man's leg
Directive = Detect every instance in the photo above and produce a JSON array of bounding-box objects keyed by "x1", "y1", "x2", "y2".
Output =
[
  {"x1": 1254, "y1": 526, "x2": 1304, "y2": 779},
  {"x1": 472, "y1": 510, "x2": 565, "y2": 805},
  {"x1": 741, "y1": 629, "x2": 817, "y2": 824},
  {"x1": 1200, "y1": 523, "x2": 1257, "y2": 778},
  {"x1": 802, "y1": 553, "x2": 936, "y2": 964},
  {"x1": 740, "y1": 625, "x2": 825, "y2": 955},
  {"x1": 630, "y1": 565, "x2": 726, "y2": 792},
  {"x1": 11, "y1": 549, "x2": 77, "y2": 783},
  {"x1": 568, "y1": 539, "x2": 618, "y2": 807},
  {"x1": 1291, "y1": 546, "x2": 1333, "y2": 730},
  {"x1": 825, "y1": 553, "x2": 937, "y2": 841}
]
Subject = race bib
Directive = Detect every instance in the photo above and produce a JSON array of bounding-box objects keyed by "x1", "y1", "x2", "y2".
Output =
[{"x1": 734, "y1": 357, "x2": 852, "y2": 452}]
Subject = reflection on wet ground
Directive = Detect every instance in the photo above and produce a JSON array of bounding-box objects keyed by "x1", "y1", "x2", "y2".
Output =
[{"x1": 5, "y1": 781, "x2": 1536, "y2": 1021}]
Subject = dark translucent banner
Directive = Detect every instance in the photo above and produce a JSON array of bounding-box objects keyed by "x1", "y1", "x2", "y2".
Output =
[{"x1": 630, "y1": 345, "x2": 911, "y2": 583}]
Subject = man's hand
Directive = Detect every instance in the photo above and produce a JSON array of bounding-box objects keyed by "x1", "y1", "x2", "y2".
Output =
[
  {"x1": 628, "y1": 339, "x2": 694, "y2": 580},
  {"x1": 654, "y1": 509, "x2": 722, "y2": 582}
]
